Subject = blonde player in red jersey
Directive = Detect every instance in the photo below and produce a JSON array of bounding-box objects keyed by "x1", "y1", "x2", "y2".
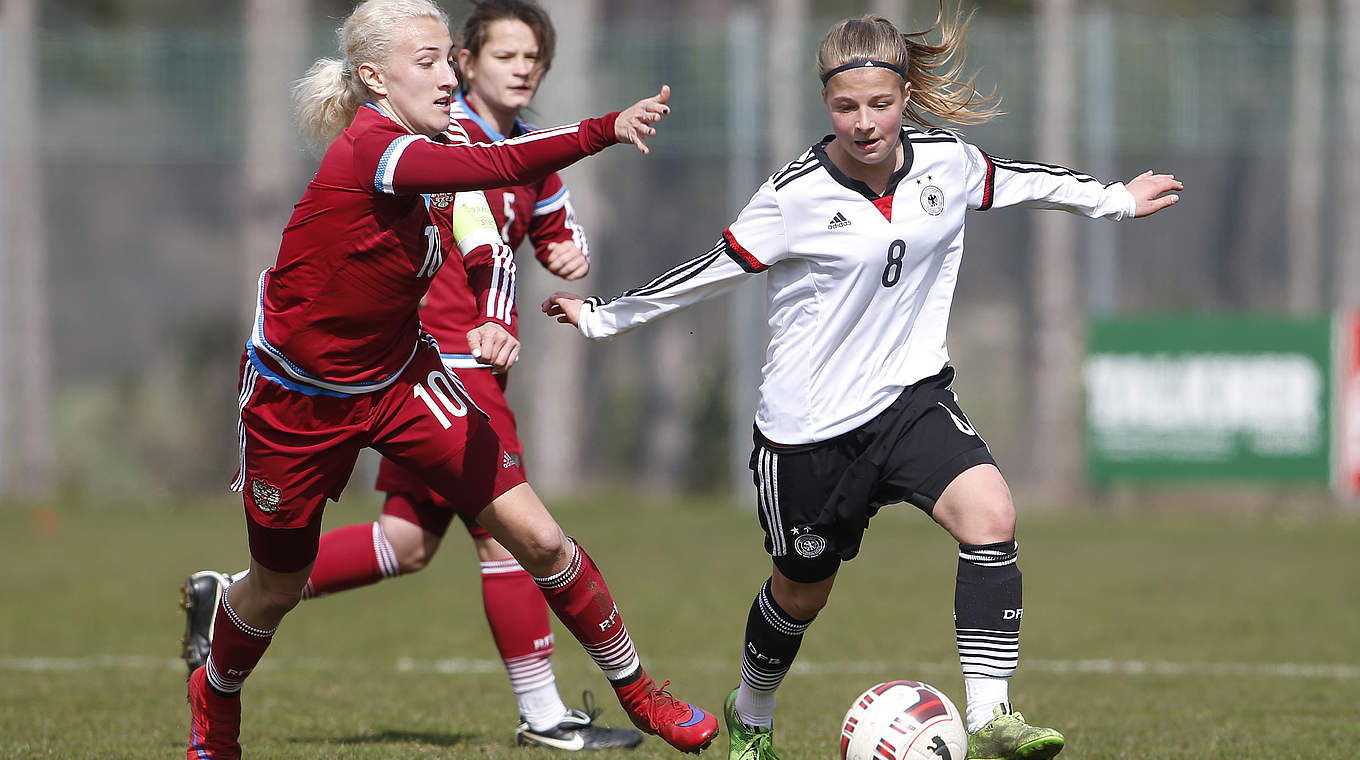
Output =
[
  {"x1": 545, "y1": 7, "x2": 1181, "y2": 760},
  {"x1": 182, "y1": 1, "x2": 642, "y2": 751},
  {"x1": 182, "y1": 2, "x2": 718, "y2": 758}
]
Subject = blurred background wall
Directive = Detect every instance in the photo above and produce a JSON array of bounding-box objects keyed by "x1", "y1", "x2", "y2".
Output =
[{"x1": 2, "y1": 0, "x2": 1355, "y2": 506}]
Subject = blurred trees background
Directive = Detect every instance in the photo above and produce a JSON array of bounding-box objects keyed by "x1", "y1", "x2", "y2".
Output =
[{"x1": 3, "y1": 0, "x2": 1355, "y2": 504}]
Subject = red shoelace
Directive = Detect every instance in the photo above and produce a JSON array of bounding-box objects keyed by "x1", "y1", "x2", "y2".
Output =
[{"x1": 643, "y1": 680, "x2": 691, "y2": 732}]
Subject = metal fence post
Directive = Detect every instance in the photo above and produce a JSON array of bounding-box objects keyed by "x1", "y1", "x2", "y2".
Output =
[
  {"x1": 0, "y1": 0, "x2": 52, "y2": 499},
  {"x1": 727, "y1": 5, "x2": 764, "y2": 500}
]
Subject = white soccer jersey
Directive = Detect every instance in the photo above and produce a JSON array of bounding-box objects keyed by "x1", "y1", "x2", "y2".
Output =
[{"x1": 578, "y1": 127, "x2": 1136, "y2": 445}]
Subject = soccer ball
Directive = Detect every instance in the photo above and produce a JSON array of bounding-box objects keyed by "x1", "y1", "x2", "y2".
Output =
[{"x1": 839, "y1": 680, "x2": 968, "y2": 760}]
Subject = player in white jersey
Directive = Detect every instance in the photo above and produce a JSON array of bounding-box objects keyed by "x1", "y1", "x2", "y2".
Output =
[{"x1": 544, "y1": 9, "x2": 1181, "y2": 760}]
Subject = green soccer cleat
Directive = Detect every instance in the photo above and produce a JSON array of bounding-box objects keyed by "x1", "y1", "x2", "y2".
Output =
[
  {"x1": 724, "y1": 688, "x2": 782, "y2": 760},
  {"x1": 966, "y1": 703, "x2": 1065, "y2": 760}
]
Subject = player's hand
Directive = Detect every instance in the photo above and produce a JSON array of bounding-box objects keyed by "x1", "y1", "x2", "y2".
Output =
[
  {"x1": 544, "y1": 241, "x2": 589, "y2": 281},
  {"x1": 541, "y1": 291, "x2": 585, "y2": 327},
  {"x1": 1126, "y1": 170, "x2": 1182, "y2": 217},
  {"x1": 614, "y1": 85, "x2": 671, "y2": 155},
  {"x1": 465, "y1": 322, "x2": 520, "y2": 374}
]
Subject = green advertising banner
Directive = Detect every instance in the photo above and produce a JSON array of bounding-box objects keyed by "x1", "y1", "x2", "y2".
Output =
[{"x1": 1084, "y1": 316, "x2": 1332, "y2": 483}]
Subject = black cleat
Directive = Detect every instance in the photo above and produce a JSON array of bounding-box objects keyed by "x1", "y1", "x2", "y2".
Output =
[
  {"x1": 516, "y1": 692, "x2": 645, "y2": 751},
  {"x1": 179, "y1": 570, "x2": 229, "y2": 673}
]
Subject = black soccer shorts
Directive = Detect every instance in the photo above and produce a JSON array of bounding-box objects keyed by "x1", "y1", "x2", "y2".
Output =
[{"x1": 747, "y1": 365, "x2": 996, "y2": 583}]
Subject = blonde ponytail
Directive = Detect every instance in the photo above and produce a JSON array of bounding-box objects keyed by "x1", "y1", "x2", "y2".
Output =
[
  {"x1": 901, "y1": 3, "x2": 1001, "y2": 126},
  {"x1": 292, "y1": 58, "x2": 365, "y2": 151}
]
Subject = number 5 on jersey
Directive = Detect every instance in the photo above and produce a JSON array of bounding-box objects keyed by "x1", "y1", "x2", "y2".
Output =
[{"x1": 501, "y1": 192, "x2": 516, "y2": 242}]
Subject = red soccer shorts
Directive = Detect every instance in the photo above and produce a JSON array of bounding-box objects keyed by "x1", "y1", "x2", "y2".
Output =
[
  {"x1": 376, "y1": 364, "x2": 523, "y2": 540},
  {"x1": 233, "y1": 344, "x2": 526, "y2": 572}
]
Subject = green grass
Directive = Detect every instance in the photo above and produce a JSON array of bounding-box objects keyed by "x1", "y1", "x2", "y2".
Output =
[{"x1": 1, "y1": 492, "x2": 1358, "y2": 759}]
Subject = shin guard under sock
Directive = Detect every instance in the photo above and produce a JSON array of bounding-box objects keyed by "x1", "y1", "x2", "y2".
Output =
[
  {"x1": 302, "y1": 522, "x2": 399, "y2": 599},
  {"x1": 204, "y1": 587, "x2": 276, "y2": 696},
  {"x1": 955, "y1": 540, "x2": 1021, "y2": 731},
  {"x1": 735, "y1": 578, "x2": 814, "y2": 728}
]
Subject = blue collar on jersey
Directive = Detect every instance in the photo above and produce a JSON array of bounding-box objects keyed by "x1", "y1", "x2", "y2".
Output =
[
  {"x1": 453, "y1": 90, "x2": 530, "y2": 141},
  {"x1": 362, "y1": 101, "x2": 392, "y2": 122}
]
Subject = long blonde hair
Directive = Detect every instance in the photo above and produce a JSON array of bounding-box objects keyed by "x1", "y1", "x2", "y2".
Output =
[
  {"x1": 292, "y1": 0, "x2": 451, "y2": 151},
  {"x1": 817, "y1": 3, "x2": 1001, "y2": 128}
]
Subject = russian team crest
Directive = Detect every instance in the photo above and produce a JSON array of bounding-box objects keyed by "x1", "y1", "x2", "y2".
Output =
[
  {"x1": 250, "y1": 479, "x2": 282, "y2": 513},
  {"x1": 921, "y1": 185, "x2": 945, "y2": 216}
]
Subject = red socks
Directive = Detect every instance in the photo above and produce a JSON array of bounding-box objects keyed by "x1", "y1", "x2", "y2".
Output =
[
  {"x1": 302, "y1": 522, "x2": 399, "y2": 599},
  {"x1": 481, "y1": 558, "x2": 556, "y2": 692},
  {"x1": 532, "y1": 539, "x2": 641, "y2": 682},
  {"x1": 204, "y1": 586, "x2": 274, "y2": 695}
]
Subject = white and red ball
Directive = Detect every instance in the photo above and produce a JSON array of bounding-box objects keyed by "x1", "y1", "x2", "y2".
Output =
[{"x1": 840, "y1": 680, "x2": 967, "y2": 760}]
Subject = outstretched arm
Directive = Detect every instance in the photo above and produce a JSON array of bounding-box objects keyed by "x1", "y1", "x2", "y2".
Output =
[
  {"x1": 374, "y1": 86, "x2": 674, "y2": 194},
  {"x1": 966, "y1": 141, "x2": 1180, "y2": 221},
  {"x1": 540, "y1": 238, "x2": 757, "y2": 340},
  {"x1": 1125, "y1": 170, "x2": 1182, "y2": 217},
  {"x1": 549, "y1": 177, "x2": 784, "y2": 340}
]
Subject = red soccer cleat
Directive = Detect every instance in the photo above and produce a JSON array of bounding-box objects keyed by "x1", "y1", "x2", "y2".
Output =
[
  {"x1": 187, "y1": 665, "x2": 242, "y2": 760},
  {"x1": 615, "y1": 674, "x2": 719, "y2": 754}
]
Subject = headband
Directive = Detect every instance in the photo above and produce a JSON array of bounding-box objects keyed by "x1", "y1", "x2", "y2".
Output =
[{"x1": 819, "y1": 59, "x2": 906, "y2": 85}]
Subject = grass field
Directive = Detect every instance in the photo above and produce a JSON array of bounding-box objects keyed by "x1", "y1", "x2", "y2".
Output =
[{"x1": 1, "y1": 491, "x2": 1357, "y2": 759}]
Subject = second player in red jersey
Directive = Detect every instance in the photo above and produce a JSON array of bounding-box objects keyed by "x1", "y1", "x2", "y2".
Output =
[{"x1": 369, "y1": 4, "x2": 635, "y2": 748}]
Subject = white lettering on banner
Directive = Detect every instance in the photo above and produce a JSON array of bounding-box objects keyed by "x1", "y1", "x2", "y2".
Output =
[{"x1": 1084, "y1": 353, "x2": 1323, "y2": 458}]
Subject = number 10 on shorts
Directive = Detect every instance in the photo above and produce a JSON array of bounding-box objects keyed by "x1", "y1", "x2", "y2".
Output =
[{"x1": 413, "y1": 370, "x2": 469, "y2": 429}]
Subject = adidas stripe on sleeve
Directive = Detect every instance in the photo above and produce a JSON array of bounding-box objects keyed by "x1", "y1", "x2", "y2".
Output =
[
  {"x1": 575, "y1": 179, "x2": 787, "y2": 340},
  {"x1": 530, "y1": 180, "x2": 591, "y2": 263},
  {"x1": 963, "y1": 140, "x2": 1135, "y2": 219},
  {"x1": 576, "y1": 239, "x2": 752, "y2": 340}
]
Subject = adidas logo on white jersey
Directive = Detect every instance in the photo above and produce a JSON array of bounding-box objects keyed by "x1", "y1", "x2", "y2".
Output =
[{"x1": 827, "y1": 212, "x2": 851, "y2": 229}]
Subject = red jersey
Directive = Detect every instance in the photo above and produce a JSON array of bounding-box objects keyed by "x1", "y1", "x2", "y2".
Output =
[
  {"x1": 451, "y1": 92, "x2": 588, "y2": 258},
  {"x1": 416, "y1": 93, "x2": 591, "y2": 362},
  {"x1": 248, "y1": 104, "x2": 615, "y2": 394}
]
